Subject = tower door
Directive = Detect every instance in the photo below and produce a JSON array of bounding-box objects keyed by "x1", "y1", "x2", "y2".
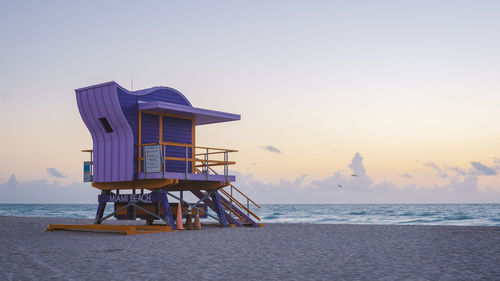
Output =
[{"x1": 162, "y1": 116, "x2": 194, "y2": 173}]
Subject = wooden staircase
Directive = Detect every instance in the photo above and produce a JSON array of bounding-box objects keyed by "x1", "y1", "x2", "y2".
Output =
[{"x1": 194, "y1": 168, "x2": 262, "y2": 227}]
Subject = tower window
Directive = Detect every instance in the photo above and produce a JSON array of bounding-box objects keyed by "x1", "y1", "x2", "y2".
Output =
[{"x1": 98, "y1": 117, "x2": 113, "y2": 133}]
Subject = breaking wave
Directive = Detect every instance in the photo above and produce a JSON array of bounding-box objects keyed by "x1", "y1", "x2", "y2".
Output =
[{"x1": 1, "y1": 203, "x2": 499, "y2": 226}]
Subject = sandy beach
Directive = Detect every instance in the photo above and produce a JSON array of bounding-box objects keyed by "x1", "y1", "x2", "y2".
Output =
[{"x1": 1, "y1": 216, "x2": 499, "y2": 281}]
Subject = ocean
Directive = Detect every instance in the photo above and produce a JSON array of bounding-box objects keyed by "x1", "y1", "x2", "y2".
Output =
[{"x1": 1, "y1": 203, "x2": 499, "y2": 226}]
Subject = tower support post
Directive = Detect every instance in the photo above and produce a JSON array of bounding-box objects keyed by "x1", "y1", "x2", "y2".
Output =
[
  {"x1": 210, "y1": 190, "x2": 228, "y2": 227},
  {"x1": 159, "y1": 188, "x2": 176, "y2": 230},
  {"x1": 94, "y1": 190, "x2": 108, "y2": 224}
]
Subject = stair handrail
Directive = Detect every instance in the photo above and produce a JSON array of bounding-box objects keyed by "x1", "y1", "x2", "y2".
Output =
[
  {"x1": 219, "y1": 199, "x2": 247, "y2": 221},
  {"x1": 219, "y1": 188, "x2": 261, "y2": 221},
  {"x1": 207, "y1": 167, "x2": 261, "y2": 209},
  {"x1": 195, "y1": 167, "x2": 261, "y2": 222}
]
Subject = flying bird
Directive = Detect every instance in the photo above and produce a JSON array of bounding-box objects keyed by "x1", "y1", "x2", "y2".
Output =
[{"x1": 351, "y1": 174, "x2": 358, "y2": 177}]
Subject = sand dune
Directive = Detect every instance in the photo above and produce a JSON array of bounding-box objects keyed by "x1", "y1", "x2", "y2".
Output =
[{"x1": 1, "y1": 216, "x2": 499, "y2": 280}]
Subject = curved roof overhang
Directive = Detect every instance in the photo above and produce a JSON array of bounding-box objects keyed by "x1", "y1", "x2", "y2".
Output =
[{"x1": 138, "y1": 101, "x2": 240, "y2": 125}]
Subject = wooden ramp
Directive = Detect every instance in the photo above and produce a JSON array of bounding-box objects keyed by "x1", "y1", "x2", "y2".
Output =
[{"x1": 46, "y1": 224, "x2": 172, "y2": 235}]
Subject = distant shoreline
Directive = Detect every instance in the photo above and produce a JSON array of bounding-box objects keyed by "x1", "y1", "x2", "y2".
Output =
[
  {"x1": 2, "y1": 215, "x2": 500, "y2": 228},
  {"x1": 1, "y1": 203, "x2": 500, "y2": 227}
]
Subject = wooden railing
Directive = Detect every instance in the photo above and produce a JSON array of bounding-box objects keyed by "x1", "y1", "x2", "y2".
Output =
[{"x1": 137, "y1": 143, "x2": 237, "y2": 178}]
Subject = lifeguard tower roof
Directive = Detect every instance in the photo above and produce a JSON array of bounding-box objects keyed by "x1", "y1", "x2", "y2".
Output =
[{"x1": 76, "y1": 81, "x2": 240, "y2": 125}]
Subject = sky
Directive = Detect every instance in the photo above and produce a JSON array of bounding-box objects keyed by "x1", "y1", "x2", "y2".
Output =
[{"x1": 0, "y1": 0, "x2": 499, "y2": 203}]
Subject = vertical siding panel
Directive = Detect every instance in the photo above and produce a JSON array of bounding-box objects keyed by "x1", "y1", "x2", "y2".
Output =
[
  {"x1": 80, "y1": 90, "x2": 103, "y2": 181},
  {"x1": 116, "y1": 88, "x2": 138, "y2": 176},
  {"x1": 101, "y1": 87, "x2": 114, "y2": 182},
  {"x1": 105, "y1": 85, "x2": 121, "y2": 181},
  {"x1": 111, "y1": 86, "x2": 131, "y2": 181},
  {"x1": 87, "y1": 88, "x2": 106, "y2": 181},
  {"x1": 76, "y1": 93, "x2": 99, "y2": 179},
  {"x1": 93, "y1": 87, "x2": 111, "y2": 181},
  {"x1": 76, "y1": 94, "x2": 97, "y2": 149},
  {"x1": 104, "y1": 85, "x2": 122, "y2": 181},
  {"x1": 76, "y1": 83, "x2": 134, "y2": 182},
  {"x1": 99, "y1": 86, "x2": 111, "y2": 181}
]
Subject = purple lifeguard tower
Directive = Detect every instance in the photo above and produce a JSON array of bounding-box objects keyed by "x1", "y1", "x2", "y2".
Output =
[{"x1": 75, "y1": 81, "x2": 261, "y2": 230}]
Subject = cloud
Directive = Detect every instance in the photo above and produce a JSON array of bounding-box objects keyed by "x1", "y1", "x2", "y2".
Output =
[
  {"x1": 293, "y1": 174, "x2": 308, "y2": 186},
  {"x1": 233, "y1": 153, "x2": 500, "y2": 204},
  {"x1": 424, "y1": 162, "x2": 448, "y2": 178},
  {"x1": 0, "y1": 174, "x2": 98, "y2": 203},
  {"x1": 448, "y1": 166, "x2": 466, "y2": 176},
  {"x1": 260, "y1": 145, "x2": 282, "y2": 154},
  {"x1": 6, "y1": 174, "x2": 18, "y2": 186},
  {"x1": 2, "y1": 155, "x2": 499, "y2": 204},
  {"x1": 348, "y1": 152, "x2": 366, "y2": 177},
  {"x1": 494, "y1": 158, "x2": 500, "y2": 166},
  {"x1": 470, "y1": 161, "x2": 497, "y2": 176},
  {"x1": 46, "y1": 168, "x2": 67, "y2": 178},
  {"x1": 310, "y1": 153, "x2": 372, "y2": 193},
  {"x1": 402, "y1": 173, "x2": 412, "y2": 178}
]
